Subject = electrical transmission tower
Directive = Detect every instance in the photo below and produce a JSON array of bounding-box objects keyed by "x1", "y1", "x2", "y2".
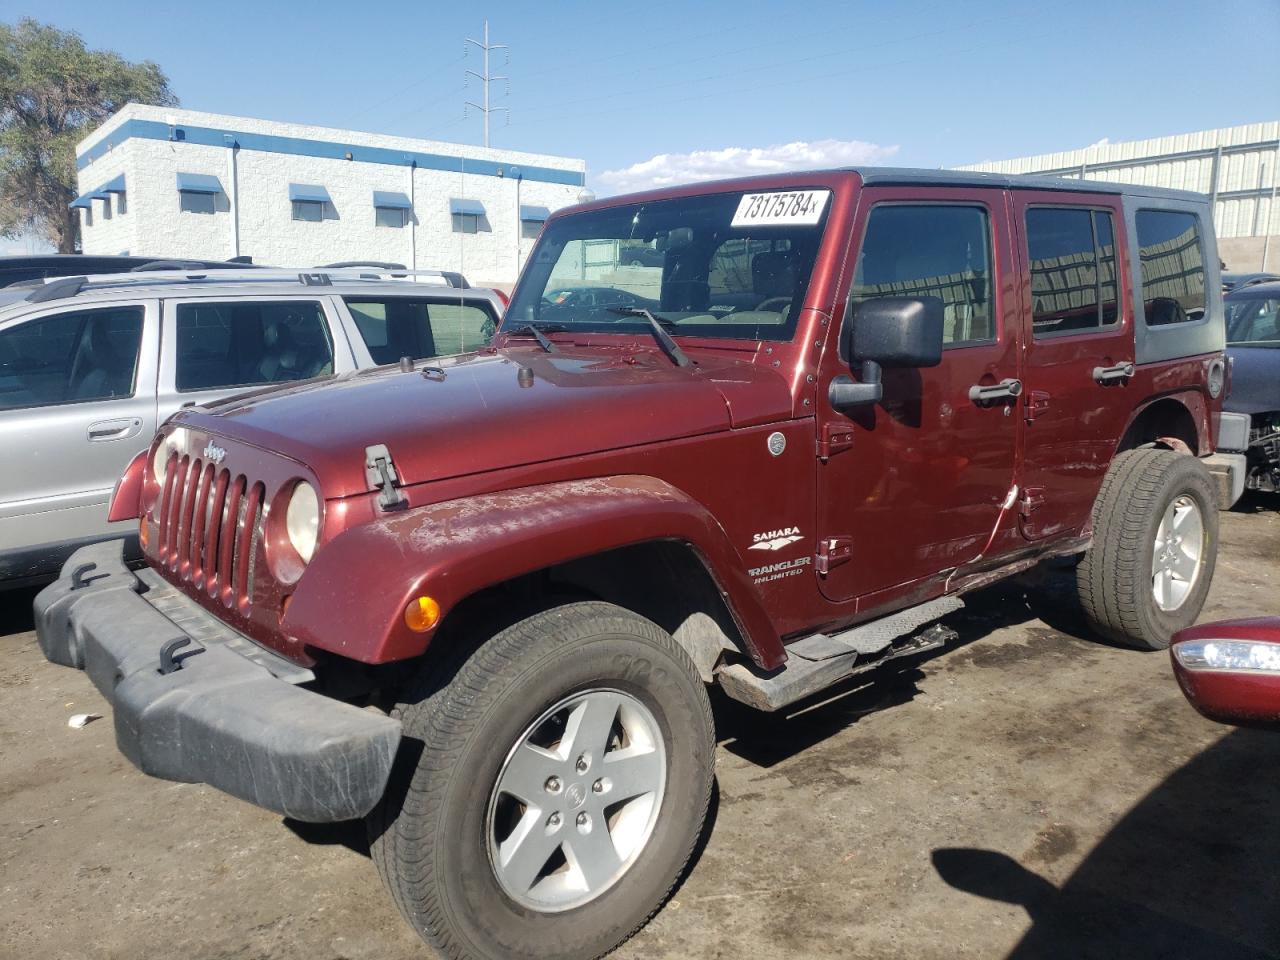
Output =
[{"x1": 464, "y1": 20, "x2": 508, "y2": 148}]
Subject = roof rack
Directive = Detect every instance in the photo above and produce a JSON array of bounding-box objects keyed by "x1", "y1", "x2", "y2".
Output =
[{"x1": 23, "y1": 267, "x2": 471, "y2": 304}]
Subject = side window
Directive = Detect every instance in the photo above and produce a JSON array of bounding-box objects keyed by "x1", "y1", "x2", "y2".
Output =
[
  {"x1": 1136, "y1": 210, "x2": 1206, "y2": 326},
  {"x1": 1226, "y1": 296, "x2": 1280, "y2": 343},
  {"x1": 174, "y1": 301, "x2": 334, "y2": 391},
  {"x1": 344, "y1": 298, "x2": 497, "y2": 365},
  {"x1": 1026, "y1": 208, "x2": 1118, "y2": 336},
  {"x1": 850, "y1": 205, "x2": 994, "y2": 345},
  {"x1": 0, "y1": 306, "x2": 143, "y2": 410}
]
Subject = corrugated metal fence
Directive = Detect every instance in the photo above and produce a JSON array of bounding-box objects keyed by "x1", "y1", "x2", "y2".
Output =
[{"x1": 958, "y1": 122, "x2": 1280, "y2": 243}]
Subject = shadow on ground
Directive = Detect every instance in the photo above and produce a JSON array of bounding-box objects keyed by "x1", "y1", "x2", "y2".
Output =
[
  {"x1": 715, "y1": 565, "x2": 1095, "y2": 767},
  {"x1": 934, "y1": 727, "x2": 1280, "y2": 959}
]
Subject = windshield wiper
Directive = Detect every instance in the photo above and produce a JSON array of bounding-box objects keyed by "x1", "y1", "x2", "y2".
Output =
[
  {"x1": 607, "y1": 307, "x2": 692, "y2": 368},
  {"x1": 507, "y1": 322, "x2": 560, "y2": 353}
]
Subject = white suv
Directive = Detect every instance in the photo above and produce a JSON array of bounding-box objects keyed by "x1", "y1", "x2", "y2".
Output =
[{"x1": 0, "y1": 268, "x2": 504, "y2": 586}]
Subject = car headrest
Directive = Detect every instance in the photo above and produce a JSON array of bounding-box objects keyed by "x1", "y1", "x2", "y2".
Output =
[{"x1": 753, "y1": 252, "x2": 795, "y2": 297}]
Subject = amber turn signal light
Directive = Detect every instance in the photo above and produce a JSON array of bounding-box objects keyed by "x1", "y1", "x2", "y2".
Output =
[
  {"x1": 139, "y1": 519, "x2": 149, "y2": 551},
  {"x1": 404, "y1": 596, "x2": 441, "y2": 633}
]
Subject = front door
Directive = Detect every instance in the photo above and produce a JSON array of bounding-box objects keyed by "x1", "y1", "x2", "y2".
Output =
[
  {"x1": 817, "y1": 187, "x2": 1021, "y2": 605},
  {"x1": 1012, "y1": 191, "x2": 1134, "y2": 540},
  {"x1": 0, "y1": 300, "x2": 159, "y2": 571}
]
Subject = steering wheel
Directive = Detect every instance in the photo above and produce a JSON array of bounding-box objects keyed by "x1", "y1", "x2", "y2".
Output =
[{"x1": 756, "y1": 297, "x2": 792, "y2": 313}]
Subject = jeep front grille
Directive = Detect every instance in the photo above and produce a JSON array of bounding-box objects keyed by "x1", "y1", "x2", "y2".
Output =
[{"x1": 156, "y1": 454, "x2": 266, "y2": 609}]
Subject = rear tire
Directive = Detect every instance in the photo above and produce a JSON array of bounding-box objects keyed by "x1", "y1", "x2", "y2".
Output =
[
  {"x1": 368, "y1": 601, "x2": 715, "y2": 960},
  {"x1": 1077, "y1": 448, "x2": 1218, "y2": 650}
]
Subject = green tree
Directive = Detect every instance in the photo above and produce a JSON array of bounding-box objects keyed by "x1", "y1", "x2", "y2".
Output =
[{"x1": 0, "y1": 18, "x2": 176, "y2": 253}]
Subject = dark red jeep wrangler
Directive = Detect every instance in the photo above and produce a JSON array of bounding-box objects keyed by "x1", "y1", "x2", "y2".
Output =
[{"x1": 35, "y1": 168, "x2": 1239, "y2": 959}]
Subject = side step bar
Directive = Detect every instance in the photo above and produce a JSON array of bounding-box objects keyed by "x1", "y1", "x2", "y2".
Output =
[{"x1": 717, "y1": 595, "x2": 963, "y2": 711}]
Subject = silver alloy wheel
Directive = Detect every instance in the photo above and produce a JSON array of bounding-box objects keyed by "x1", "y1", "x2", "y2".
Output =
[
  {"x1": 1152, "y1": 494, "x2": 1204, "y2": 612},
  {"x1": 486, "y1": 688, "x2": 667, "y2": 912}
]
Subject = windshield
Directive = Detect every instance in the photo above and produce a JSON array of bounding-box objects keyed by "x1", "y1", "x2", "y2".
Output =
[
  {"x1": 1225, "y1": 293, "x2": 1280, "y2": 345},
  {"x1": 503, "y1": 189, "x2": 831, "y2": 341}
]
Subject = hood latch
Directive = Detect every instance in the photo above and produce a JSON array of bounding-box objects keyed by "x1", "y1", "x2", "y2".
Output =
[{"x1": 365, "y1": 444, "x2": 408, "y2": 511}]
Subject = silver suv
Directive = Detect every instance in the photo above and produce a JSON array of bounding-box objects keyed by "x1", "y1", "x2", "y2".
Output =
[{"x1": 0, "y1": 268, "x2": 504, "y2": 586}]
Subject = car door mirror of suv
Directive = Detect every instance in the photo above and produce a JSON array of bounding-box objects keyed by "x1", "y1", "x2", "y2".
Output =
[{"x1": 830, "y1": 296, "x2": 945, "y2": 408}]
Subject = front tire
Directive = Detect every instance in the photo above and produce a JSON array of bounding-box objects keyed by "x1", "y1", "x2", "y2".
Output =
[
  {"x1": 369, "y1": 601, "x2": 715, "y2": 960},
  {"x1": 1077, "y1": 448, "x2": 1219, "y2": 650}
]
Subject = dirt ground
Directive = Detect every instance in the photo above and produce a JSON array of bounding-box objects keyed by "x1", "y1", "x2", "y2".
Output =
[{"x1": 2, "y1": 499, "x2": 1278, "y2": 960}]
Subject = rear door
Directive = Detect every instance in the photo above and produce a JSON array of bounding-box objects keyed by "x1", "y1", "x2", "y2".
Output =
[
  {"x1": 157, "y1": 295, "x2": 354, "y2": 420},
  {"x1": 816, "y1": 186, "x2": 1022, "y2": 605},
  {"x1": 0, "y1": 299, "x2": 158, "y2": 568},
  {"x1": 1012, "y1": 192, "x2": 1133, "y2": 540}
]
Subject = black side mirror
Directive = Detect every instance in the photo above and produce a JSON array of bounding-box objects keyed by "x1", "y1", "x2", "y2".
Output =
[{"x1": 830, "y1": 296, "x2": 945, "y2": 408}]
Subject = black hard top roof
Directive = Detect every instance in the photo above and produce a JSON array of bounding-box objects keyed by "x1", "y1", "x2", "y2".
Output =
[{"x1": 846, "y1": 166, "x2": 1206, "y2": 202}]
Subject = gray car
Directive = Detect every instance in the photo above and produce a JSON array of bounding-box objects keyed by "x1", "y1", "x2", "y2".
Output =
[{"x1": 0, "y1": 268, "x2": 504, "y2": 586}]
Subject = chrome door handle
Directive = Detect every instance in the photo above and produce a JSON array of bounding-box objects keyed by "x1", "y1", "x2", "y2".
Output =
[
  {"x1": 968, "y1": 378, "x2": 1023, "y2": 403},
  {"x1": 1092, "y1": 362, "x2": 1135, "y2": 383},
  {"x1": 87, "y1": 417, "x2": 143, "y2": 441}
]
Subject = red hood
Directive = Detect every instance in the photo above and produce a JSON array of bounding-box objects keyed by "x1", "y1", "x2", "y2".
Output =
[{"x1": 172, "y1": 346, "x2": 794, "y2": 498}]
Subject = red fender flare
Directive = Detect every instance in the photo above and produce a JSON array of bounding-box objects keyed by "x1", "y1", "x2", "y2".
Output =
[{"x1": 282, "y1": 475, "x2": 785, "y2": 669}]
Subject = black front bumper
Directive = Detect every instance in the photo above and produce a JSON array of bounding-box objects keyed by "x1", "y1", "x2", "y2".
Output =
[{"x1": 34, "y1": 541, "x2": 401, "y2": 822}]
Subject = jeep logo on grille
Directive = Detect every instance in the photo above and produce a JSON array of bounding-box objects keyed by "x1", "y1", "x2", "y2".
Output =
[{"x1": 203, "y1": 442, "x2": 227, "y2": 465}]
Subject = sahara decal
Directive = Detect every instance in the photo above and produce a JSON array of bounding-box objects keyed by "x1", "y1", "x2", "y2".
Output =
[{"x1": 749, "y1": 526, "x2": 803, "y2": 552}]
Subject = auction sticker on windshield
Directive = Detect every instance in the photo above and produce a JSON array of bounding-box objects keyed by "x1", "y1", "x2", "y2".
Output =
[{"x1": 731, "y1": 190, "x2": 830, "y2": 227}]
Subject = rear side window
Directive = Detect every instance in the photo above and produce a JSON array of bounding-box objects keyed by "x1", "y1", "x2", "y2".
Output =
[
  {"x1": 175, "y1": 301, "x2": 334, "y2": 391},
  {"x1": 850, "y1": 205, "x2": 994, "y2": 345},
  {"x1": 344, "y1": 297, "x2": 497, "y2": 364},
  {"x1": 1026, "y1": 208, "x2": 1119, "y2": 336},
  {"x1": 1225, "y1": 295, "x2": 1280, "y2": 343},
  {"x1": 0, "y1": 306, "x2": 143, "y2": 410},
  {"x1": 1136, "y1": 210, "x2": 1206, "y2": 326}
]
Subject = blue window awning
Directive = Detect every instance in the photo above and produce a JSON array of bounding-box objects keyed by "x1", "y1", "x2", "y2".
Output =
[
  {"x1": 520, "y1": 205, "x2": 551, "y2": 223},
  {"x1": 450, "y1": 198, "x2": 485, "y2": 216},
  {"x1": 69, "y1": 193, "x2": 94, "y2": 209},
  {"x1": 101, "y1": 174, "x2": 127, "y2": 194},
  {"x1": 289, "y1": 183, "x2": 331, "y2": 203},
  {"x1": 177, "y1": 172, "x2": 223, "y2": 194},
  {"x1": 373, "y1": 190, "x2": 412, "y2": 210}
]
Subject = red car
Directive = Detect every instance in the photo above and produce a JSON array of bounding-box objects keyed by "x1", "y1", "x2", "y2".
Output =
[
  {"x1": 1171, "y1": 617, "x2": 1280, "y2": 730},
  {"x1": 35, "y1": 168, "x2": 1242, "y2": 959}
]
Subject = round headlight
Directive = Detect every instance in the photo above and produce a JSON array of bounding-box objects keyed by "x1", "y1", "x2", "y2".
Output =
[
  {"x1": 152, "y1": 427, "x2": 187, "y2": 483},
  {"x1": 152, "y1": 441, "x2": 170, "y2": 484},
  {"x1": 285, "y1": 482, "x2": 321, "y2": 563}
]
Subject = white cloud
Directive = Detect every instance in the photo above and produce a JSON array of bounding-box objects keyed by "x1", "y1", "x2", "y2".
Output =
[
  {"x1": 1085, "y1": 137, "x2": 1110, "y2": 150},
  {"x1": 596, "y1": 138, "x2": 900, "y2": 195}
]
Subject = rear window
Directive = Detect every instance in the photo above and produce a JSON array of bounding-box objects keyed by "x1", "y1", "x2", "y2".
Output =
[
  {"x1": 175, "y1": 300, "x2": 334, "y2": 391},
  {"x1": 1026, "y1": 207, "x2": 1119, "y2": 336},
  {"x1": 344, "y1": 297, "x2": 497, "y2": 365},
  {"x1": 1225, "y1": 294, "x2": 1280, "y2": 344},
  {"x1": 1136, "y1": 210, "x2": 1206, "y2": 326}
]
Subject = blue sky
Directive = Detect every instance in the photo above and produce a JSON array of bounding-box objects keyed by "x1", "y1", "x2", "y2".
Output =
[{"x1": 8, "y1": 0, "x2": 1279, "y2": 250}]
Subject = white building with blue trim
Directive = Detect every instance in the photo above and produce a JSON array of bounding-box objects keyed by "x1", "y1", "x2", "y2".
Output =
[{"x1": 72, "y1": 104, "x2": 588, "y2": 287}]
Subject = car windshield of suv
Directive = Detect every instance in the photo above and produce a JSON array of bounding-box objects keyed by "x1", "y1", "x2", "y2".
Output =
[
  {"x1": 502, "y1": 189, "x2": 831, "y2": 342},
  {"x1": 1225, "y1": 293, "x2": 1280, "y2": 345}
]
